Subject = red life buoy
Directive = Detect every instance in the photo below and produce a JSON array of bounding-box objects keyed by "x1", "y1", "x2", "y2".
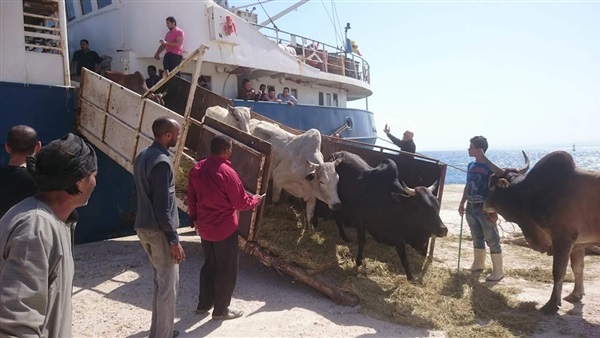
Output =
[{"x1": 224, "y1": 16, "x2": 237, "y2": 36}]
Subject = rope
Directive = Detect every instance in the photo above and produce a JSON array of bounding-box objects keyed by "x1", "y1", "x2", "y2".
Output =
[{"x1": 257, "y1": 0, "x2": 279, "y2": 31}]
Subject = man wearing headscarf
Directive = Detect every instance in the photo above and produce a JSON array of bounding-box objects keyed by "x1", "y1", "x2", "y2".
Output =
[{"x1": 0, "y1": 133, "x2": 98, "y2": 338}]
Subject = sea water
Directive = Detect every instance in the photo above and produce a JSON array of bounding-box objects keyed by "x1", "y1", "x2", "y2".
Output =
[{"x1": 420, "y1": 146, "x2": 600, "y2": 185}]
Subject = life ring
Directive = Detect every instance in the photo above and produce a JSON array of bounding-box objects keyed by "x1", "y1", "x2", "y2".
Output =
[{"x1": 224, "y1": 16, "x2": 237, "y2": 36}]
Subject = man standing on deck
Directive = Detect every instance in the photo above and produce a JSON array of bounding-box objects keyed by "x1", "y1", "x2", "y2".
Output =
[
  {"x1": 0, "y1": 125, "x2": 41, "y2": 218},
  {"x1": 154, "y1": 16, "x2": 185, "y2": 73},
  {"x1": 134, "y1": 117, "x2": 185, "y2": 338},
  {"x1": 0, "y1": 133, "x2": 98, "y2": 337},
  {"x1": 187, "y1": 135, "x2": 263, "y2": 320},
  {"x1": 72, "y1": 39, "x2": 102, "y2": 76}
]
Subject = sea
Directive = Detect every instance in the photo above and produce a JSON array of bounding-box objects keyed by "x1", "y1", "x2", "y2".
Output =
[{"x1": 419, "y1": 146, "x2": 600, "y2": 185}]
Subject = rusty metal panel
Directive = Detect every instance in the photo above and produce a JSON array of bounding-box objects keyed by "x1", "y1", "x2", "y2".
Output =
[
  {"x1": 78, "y1": 99, "x2": 106, "y2": 139},
  {"x1": 192, "y1": 117, "x2": 272, "y2": 242},
  {"x1": 136, "y1": 134, "x2": 153, "y2": 157},
  {"x1": 320, "y1": 136, "x2": 444, "y2": 191},
  {"x1": 104, "y1": 115, "x2": 137, "y2": 163},
  {"x1": 80, "y1": 70, "x2": 111, "y2": 110},
  {"x1": 107, "y1": 85, "x2": 144, "y2": 129},
  {"x1": 140, "y1": 100, "x2": 184, "y2": 139}
]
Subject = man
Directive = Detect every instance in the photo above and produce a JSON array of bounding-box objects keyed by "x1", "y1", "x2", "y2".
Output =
[
  {"x1": 198, "y1": 76, "x2": 210, "y2": 90},
  {"x1": 146, "y1": 65, "x2": 162, "y2": 89},
  {"x1": 72, "y1": 39, "x2": 102, "y2": 76},
  {"x1": 187, "y1": 135, "x2": 262, "y2": 320},
  {"x1": 134, "y1": 117, "x2": 185, "y2": 338},
  {"x1": 383, "y1": 124, "x2": 416, "y2": 153},
  {"x1": 458, "y1": 136, "x2": 503, "y2": 282},
  {"x1": 277, "y1": 87, "x2": 298, "y2": 105},
  {"x1": 0, "y1": 133, "x2": 98, "y2": 337},
  {"x1": 0, "y1": 125, "x2": 41, "y2": 217},
  {"x1": 265, "y1": 86, "x2": 281, "y2": 103},
  {"x1": 154, "y1": 16, "x2": 185, "y2": 73},
  {"x1": 238, "y1": 79, "x2": 261, "y2": 101}
]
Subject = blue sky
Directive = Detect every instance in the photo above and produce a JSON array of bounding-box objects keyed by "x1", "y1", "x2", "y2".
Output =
[{"x1": 231, "y1": 1, "x2": 599, "y2": 151}]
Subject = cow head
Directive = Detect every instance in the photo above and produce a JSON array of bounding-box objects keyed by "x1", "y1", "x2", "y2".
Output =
[
  {"x1": 227, "y1": 105, "x2": 252, "y2": 133},
  {"x1": 483, "y1": 151, "x2": 530, "y2": 215},
  {"x1": 391, "y1": 181, "x2": 448, "y2": 239},
  {"x1": 306, "y1": 158, "x2": 342, "y2": 210}
]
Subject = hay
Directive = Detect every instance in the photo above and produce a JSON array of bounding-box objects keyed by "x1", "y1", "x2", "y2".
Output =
[
  {"x1": 256, "y1": 203, "x2": 544, "y2": 337},
  {"x1": 175, "y1": 155, "x2": 195, "y2": 194}
]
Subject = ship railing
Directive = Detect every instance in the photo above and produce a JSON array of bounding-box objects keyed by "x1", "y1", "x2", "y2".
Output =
[
  {"x1": 252, "y1": 24, "x2": 370, "y2": 84},
  {"x1": 22, "y1": 0, "x2": 71, "y2": 86}
]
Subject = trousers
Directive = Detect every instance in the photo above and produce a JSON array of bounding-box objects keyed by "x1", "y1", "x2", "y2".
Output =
[
  {"x1": 137, "y1": 229, "x2": 179, "y2": 338},
  {"x1": 197, "y1": 231, "x2": 239, "y2": 316},
  {"x1": 466, "y1": 203, "x2": 502, "y2": 254}
]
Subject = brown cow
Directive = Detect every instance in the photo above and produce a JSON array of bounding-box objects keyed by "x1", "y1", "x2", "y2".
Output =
[
  {"x1": 483, "y1": 151, "x2": 600, "y2": 314},
  {"x1": 104, "y1": 71, "x2": 164, "y2": 105}
]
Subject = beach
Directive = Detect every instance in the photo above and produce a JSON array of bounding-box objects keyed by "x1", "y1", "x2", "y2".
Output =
[{"x1": 72, "y1": 184, "x2": 600, "y2": 337}]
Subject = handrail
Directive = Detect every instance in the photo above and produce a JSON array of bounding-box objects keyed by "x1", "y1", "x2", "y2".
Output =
[{"x1": 251, "y1": 24, "x2": 370, "y2": 84}]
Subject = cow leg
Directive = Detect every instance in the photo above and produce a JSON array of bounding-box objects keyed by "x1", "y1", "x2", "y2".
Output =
[
  {"x1": 333, "y1": 211, "x2": 351, "y2": 243},
  {"x1": 564, "y1": 244, "x2": 585, "y2": 303},
  {"x1": 355, "y1": 225, "x2": 367, "y2": 266},
  {"x1": 540, "y1": 238, "x2": 573, "y2": 314},
  {"x1": 305, "y1": 196, "x2": 317, "y2": 232},
  {"x1": 271, "y1": 179, "x2": 283, "y2": 203},
  {"x1": 395, "y1": 240, "x2": 414, "y2": 281}
]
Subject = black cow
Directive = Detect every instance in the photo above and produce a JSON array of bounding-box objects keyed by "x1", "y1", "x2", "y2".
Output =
[
  {"x1": 483, "y1": 151, "x2": 600, "y2": 314},
  {"x1": 329, "y1": 151, "x2": 448, "y2": 280}
]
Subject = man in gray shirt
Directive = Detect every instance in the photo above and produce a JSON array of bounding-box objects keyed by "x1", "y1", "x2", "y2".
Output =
[
  {"x1": 134, "y1": 117, "x2": 185, "y2": 338},
  {"x1": 0, "y1": 133, "x2": 98, "y2": 338}
]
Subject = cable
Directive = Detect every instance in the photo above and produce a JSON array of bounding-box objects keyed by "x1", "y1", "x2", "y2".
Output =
[{"x1": 258, "y1": 0, "x2": 278, "y2": 31}]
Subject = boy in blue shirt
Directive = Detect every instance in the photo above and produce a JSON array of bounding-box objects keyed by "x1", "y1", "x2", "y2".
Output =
[{"x1": 458, "y1": 136, "x2": 504, "y2": 281}]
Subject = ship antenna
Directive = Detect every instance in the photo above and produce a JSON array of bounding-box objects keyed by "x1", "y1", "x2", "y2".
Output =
[{"x1": 257, "y1": 0, "x2": 279, "y2": 30}]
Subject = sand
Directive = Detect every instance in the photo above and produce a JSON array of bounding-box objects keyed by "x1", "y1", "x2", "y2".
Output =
[{"x1": 71, "y1": 184, "x2": 600, "y2": 337}]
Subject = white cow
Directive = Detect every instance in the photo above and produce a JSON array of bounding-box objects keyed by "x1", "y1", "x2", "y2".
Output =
[
  {"x1": 204, "y1": 105, "x2": 252, "y2": 133},
  {"x1": 250, "y1": 119, "x2": 342, "y2": 228}
]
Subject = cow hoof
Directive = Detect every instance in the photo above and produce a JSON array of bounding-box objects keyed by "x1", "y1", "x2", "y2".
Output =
[
  {"x1": 539, "y1": 302, "x2": 559, "y2": 315},
  {"x1": 563, "y1": 293, "x2": 583, "y2": 304}
]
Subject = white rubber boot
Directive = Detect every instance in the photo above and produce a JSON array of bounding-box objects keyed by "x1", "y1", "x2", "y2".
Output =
[
  {"x1": 486, "y1": 253, "x2": 505, "y2": 281},
  {"x1": 467, "y1": 248, "x2": 486, "y2": 271}
]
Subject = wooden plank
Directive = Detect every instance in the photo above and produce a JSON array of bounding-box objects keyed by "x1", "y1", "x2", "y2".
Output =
[
  {"x1": 24, "y1": 31, "x2": 60, "y2": 41},
  {"x1": 24, "y1": 44, "x2": 61, "y2": 51},
  {"x1": 23, "y1": 12, "x2": 58, "y2": 21},
  {"x1": 104, "y1": 115, "x2": 138, "y2": 163},
  {"x1": 241, "y1": 238, "x2": 359, "y2": 307},
  {"x1": 81, "y1": 70, "x2": 111, "y2": 111},
  {"x1": 78, "y1": 99, "x2": 107, "y2": 139},
  {"x1": 139, "y1": 100, "x2": 184, "y2": 139},
  {"x1": 24, "y1": 24, "x2": 61, "y2": 32}
]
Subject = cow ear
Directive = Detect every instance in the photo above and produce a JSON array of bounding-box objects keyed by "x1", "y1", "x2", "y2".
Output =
[
  {"x1": 497, "y1": 178, "x2": 510, "y2": 188},
  {"x1": 304, "y1": 171, "x2": 316, "y2": 181},
  {"x1": 391, "y1": 192, "x2": 410, "y2": 202}
]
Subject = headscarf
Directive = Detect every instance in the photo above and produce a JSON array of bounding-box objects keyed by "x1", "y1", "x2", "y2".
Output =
[{"x1": 26, "y1": 133, "x2": 98, "y2": 192}]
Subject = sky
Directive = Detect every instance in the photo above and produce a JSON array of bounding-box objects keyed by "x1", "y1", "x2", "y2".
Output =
[{"x1": 230, "y1": 0, "x2": 599, "y2": 151}]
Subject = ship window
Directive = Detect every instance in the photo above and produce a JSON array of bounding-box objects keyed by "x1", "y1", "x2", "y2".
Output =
[
  {"x1": 291, "y1": 88, "x2": 298, "y2": 100},
  {"x1": 66, "y1": 0, "x2": 76, "y2": 21},
  {"x1": 80, "y1": 0, "x2": 93, "y2": 15},
  {"x1": 318, "y1": 92, "x2": 324, "y2": 106},
  {"x1": 97, "y1": 0, "x2": 112, "y2": 9},
  {"x1": 179, "y1": 72, "x2": 193, "y2": 83},
  {"x1": 326, "y1": 93, "x2": 332, "y2": 106},
  {"x1": 333, "y1": 93, "x2": 338, "y2": 107}
]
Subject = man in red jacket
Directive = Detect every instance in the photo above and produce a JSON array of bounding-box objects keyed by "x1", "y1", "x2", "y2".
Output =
[{"x1": 187, "y1": 134, "x2": 262, "y2": 320}]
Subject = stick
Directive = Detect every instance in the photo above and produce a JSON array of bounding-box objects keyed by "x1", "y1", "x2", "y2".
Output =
[{"x1": 457, "y1": 214, "x2": 464, "y2": 271}]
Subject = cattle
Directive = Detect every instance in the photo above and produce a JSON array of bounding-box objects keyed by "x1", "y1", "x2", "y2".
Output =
[
  {"x1": 104, "y1": 71, "x2": 164, "y2": 105},
  {"x1": 204, "y1": 105, "x2": 252, "y2": 133},
  {"x1": 328, "y1": 151, "x2": 448, "y2": 281},
  {"x1": 249, "y1": 120, "x2": 342, "y2": 230},
  {"x1": 482, "y1": 151, "x2": 600, "y2": 314}
]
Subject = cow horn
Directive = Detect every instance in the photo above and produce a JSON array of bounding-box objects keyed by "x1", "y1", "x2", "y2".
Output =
[
  {"x1": 427, "y1": 180, "x2": 438, "y2": 193},
  {"x1": 517, "y1": 151, "x2": 530, "y2": 174},
  {"x1": 227, "y1": 104, "x2": 234, "y2": 112},
  {"x1": 333, "y1": 157, "x2": 342, "y2": 167},
  {"x1": 401, "y1": 182, "x2": 416, "y2": 196},
  {"x1": 481, "y1": 153, "x2": 505, "y2": 176}
]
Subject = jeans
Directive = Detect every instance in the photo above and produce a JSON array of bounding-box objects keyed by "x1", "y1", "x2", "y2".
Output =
[
  {"x1": 137, "y1": 229, "x2": 179, "y2": 338},
  {"x1": 163, "y1": 52, "x2": 183, "y2": 72},
  {"x1": 466, "y1": 203, "x2": 502, "y2": 254},
  {"x1": 197, "y1": 232, "x2": 239, "y2": 316}
]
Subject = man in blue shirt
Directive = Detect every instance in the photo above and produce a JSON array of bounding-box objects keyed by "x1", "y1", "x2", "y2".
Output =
[{"x1": 458, "y1": 136, "x2": 504, "y2": 282}]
